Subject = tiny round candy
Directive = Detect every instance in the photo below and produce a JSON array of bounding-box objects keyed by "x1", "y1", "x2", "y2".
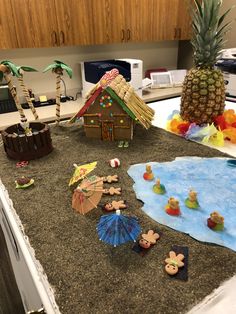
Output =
[{"x1": 109, "y1": 158, "x2": 121, "y2": 168}]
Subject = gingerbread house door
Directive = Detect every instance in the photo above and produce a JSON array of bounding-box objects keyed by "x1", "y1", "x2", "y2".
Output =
[{"x1": 102, "y1": 121, "x2": 114, "y2": 141}]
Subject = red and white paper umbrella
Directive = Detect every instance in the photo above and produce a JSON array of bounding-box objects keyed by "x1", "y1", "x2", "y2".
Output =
[{"x1": 109, "y1": 158, "x2": 121, "y2": 168}]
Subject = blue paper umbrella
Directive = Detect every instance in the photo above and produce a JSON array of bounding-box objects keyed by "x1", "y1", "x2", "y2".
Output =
[{"x1": 97, "y1": 210, "x2": 141, "y2": 247}]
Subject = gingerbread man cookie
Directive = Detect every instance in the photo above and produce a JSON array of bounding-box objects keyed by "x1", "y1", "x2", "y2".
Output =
[
  {"x1": 139, "y1": 230, "x2": 160, "y2": 249},
  {"x1": 165, "y1": 251, "x2": 185, "y2": 275},
  {"x1": 103, "y1": 175, "x2": 119, "y2": 183},
  {"x1": 103, "y1": 187, "x2": 122, "y2": 195},
  {"x1": 103, "y1": 200, "x2": 127, "y2": 212}
]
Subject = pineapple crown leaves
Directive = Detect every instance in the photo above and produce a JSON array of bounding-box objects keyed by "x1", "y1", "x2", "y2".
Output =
[
  {"x1": 191, "y1": 0, "x2": 234, "y2": 68},
  {"x1": 16, "y1": 65, "x2": 38, "y2": 76},
  {"x1": 43, "y1": 60, "x2": 72, "y2": 78},
  {"x1": 0, "y1": 60, "x2": 19, "y2": 79}
]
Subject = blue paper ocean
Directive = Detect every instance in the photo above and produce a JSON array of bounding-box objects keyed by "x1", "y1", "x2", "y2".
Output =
[{"x1": 128, "y1": 157, "x2": 236, "y2": 252}]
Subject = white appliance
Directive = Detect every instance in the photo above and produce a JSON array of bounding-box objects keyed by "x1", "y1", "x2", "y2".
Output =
[
  {"x1": 150, "y1": 69, "x2": 187, "y2": 88},
  {"x1": 216, "y1": 48, "x2": 236, "y2": 101},
  {"x1": 81, "y1": 58, "x2": 143, "y2": 98}
]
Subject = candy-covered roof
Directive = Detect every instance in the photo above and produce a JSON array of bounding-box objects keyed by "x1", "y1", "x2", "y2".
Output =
[{"x1": 70, "y1": 69, "x2": 154, "y2": 129}]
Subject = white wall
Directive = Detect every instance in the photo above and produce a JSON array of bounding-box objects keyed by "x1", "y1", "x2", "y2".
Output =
[{"x1": 0, "y1": 41, "x2": 178, "y2": 99}]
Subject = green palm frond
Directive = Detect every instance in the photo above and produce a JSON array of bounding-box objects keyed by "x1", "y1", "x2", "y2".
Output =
[
  {"x1": 60, "y1": 63, "x2": 72, "y2": 78},
  {"x1": 1, "y1": 60, "x2": 20, "y2": 77},
  {"x1": 17, "y1": 66, "x2": 38, "y2": 73},
  {"x1": 43, "y1": 60, "x2": 72, "y2": 78},
  {"x1": 43, "y1": 63, "x2": 58, "y2": 73}
]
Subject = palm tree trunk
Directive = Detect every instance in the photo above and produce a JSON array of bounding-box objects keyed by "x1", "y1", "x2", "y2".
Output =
[
  {"x1": 4, "y1": 73, "x2": 27, "y2": 124},
  {"x1": 55, "y1": 75, "x2": 61, "y2": 124},
  {"x1": 18, "y1": 76, "x2": 39, "y2": 120}
]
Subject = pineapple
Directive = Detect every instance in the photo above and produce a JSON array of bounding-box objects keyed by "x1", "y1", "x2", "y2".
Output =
[{"x1": 180, "y1": 0, "x2": 233, "y2": 125}]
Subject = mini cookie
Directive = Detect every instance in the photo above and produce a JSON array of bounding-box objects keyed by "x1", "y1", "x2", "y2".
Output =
[
  {"x1": 103, "y1": 200, "x2": 127, "y2": 212},
  {"x1": 165, "y1": 251, "x2": 185, "y2": 275},
  {"x1": 103, "y1": 187, "x2": 121, "y2": 196},
  {"x1": 139, "y1": 230, "x2": 160, "y2": 249},
  {"x1": 103, "y1": 174, "x2": 119, "y2": 183}
]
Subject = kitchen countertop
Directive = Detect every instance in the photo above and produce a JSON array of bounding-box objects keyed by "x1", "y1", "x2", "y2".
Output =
[{"x1": 0, "y1": 87, "x2": 182, "y2": 130}]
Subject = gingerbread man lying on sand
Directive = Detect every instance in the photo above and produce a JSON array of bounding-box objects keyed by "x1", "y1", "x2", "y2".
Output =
[{"x1": 103, "y1": 200, "x2": 127, "y2": 212}]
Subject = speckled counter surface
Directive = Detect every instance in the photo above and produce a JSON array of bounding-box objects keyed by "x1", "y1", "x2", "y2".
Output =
[{"x1": 0, "y1": 124, "x2": 235, "y2": 314}]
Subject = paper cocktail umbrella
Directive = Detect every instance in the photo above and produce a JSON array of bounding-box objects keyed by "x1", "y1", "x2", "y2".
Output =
[
  {"x1": 69, "y1": 161, "x2": 97, "y2": 186},
  {"x1": 72, "y1": 175, "x2": 103, "y2": 215},
  {"x1": 97, "y1": 210, "x2": 141, "y2": 247}
]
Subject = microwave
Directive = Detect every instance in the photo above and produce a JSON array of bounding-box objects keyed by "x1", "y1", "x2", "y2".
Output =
[{"x1": 0, "y1": 84, "x2": 17, "y2": 114}]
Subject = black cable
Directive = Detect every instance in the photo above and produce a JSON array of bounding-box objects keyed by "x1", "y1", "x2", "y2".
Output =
[{"x1": 60, "y1": 77, "x2": 67, "y2": 96}]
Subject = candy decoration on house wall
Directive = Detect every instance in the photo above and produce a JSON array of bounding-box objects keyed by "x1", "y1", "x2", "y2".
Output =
[
  {"x1": 43, "y1": 60, "x2": 72, "y2": 124},
  {"x1": 99, "y1": 95, "x2": 113, "y2": 108}
]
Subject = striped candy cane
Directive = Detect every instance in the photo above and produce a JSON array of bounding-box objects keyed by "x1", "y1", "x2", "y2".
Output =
[{"x1": 100, "y1": 68, "x2": 119, "y2": 88}]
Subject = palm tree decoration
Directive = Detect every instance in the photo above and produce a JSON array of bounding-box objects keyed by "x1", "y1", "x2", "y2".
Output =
[
  {"x1": 0, "y1": 60, "x2": 27, "y2": 124},
  {"x1": 43, "y1": 60, "x2": 72, "y2": 124},
  {"x1": 16, "y1": 65, "x2": 39, "y2": 120}
]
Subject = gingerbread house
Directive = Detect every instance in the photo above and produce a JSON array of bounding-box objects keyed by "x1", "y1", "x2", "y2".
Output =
[{"x1": 70, "y1": 69, "x2": 154, "y2": 141}]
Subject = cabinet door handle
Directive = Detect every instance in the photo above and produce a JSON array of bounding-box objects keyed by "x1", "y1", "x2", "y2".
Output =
[
  {"x1": 127, "y1": 29, "x2": 131, "y2": 41},
  {"x1": 174, "y1": 28, "x2": 177, "y2": 39},
  {"x1": 178, "y1": 28, "x2": 182, "y2": 39},
  {"x1": 51, "y1": 31, "x2": 57, "y2": 46},
  {"x1": 59, "y1": 31, "x2": 65, "y2": 45},
  {"x1": 121, "y1": 29, "x2": 125, "y2": 41}
]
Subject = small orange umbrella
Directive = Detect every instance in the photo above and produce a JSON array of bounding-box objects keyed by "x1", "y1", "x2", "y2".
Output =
[{"x1": 72, "y1": 175, "x2": 103, "y2": 214}]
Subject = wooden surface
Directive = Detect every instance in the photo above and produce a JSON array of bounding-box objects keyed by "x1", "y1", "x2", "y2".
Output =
[
  {"x1": 1, "y1": 0, "x2": 191, "y2": 49},
  {"x1": 55, "y1": 0, "x2": 94, "y2": 46},
  {"x1": 91, "y1": 0, "x2": 125, "y2": 44},
  {"x1": 177, "y1": 0, "x2": 192, "y2": 40},
  {"x1": 0, "y1": 227, "x2": 25, "y2": 314},
  {"x1": 0, "y1": 0, "x2": 19, "y2": 49},
  {"x1": 11, "y1": 0, "x2": 58, "y2": 48}
]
